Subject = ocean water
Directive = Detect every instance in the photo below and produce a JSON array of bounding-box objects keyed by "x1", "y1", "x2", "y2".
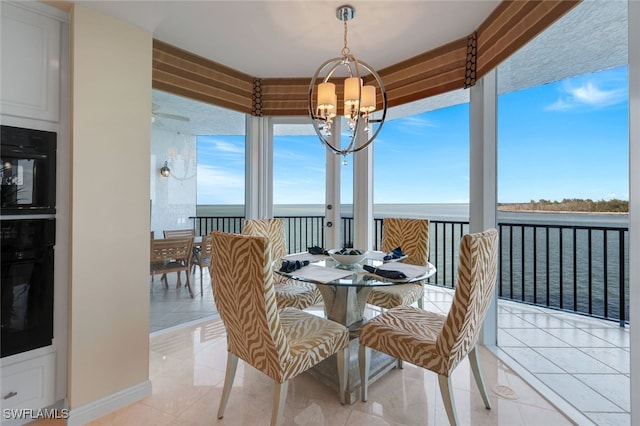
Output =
[
  {"x1": 196, "y1": 203, "x2": 629, "y2": 321},
  {"x1": 197, "y1": 203, "x2": 629, "y2": 226}
]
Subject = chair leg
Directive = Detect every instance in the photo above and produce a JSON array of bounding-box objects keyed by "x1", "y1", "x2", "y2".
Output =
[
  {"x1": 160, "y1": 273, "x2": 168, "y2": 288},
  {"x1": 438, "y1": 374, "x2": 459, "y2": 426},
  {"x1": 418, "y1": 295, "x2": 424, "y2": 309},
  {"x1": 185, "y1": 270, "x2": 194, "y2": 298},
  {"x1": 358, "y1": 345, "x2": 370, "y2": 402},
  {"x1": 397, "y1": 358, "x2": 404, "y2": 369},
  {"x1": 217, "y1": 353, "x2": 238, "y2": 419},
  {"x1": 336, "y1": 346, "x2": 349, "y2": 404},
  {"x1": 272, "y1": 380, "x2": 288, "y2": 426},
  {"x1": 469, "y1": 346, "x2": 492, "y2": 409},
  {"x1": 199, "y1": 265, "x2": 204, "y2": 296}
]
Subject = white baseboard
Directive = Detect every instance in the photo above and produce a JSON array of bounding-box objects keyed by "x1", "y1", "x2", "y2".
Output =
[{"x1": 66, "y1": 380, "x2": 152, "y2": 426}]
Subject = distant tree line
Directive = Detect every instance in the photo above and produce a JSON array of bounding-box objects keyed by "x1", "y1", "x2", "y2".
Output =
[{"x1": 498, "y1": 198, "x2": 629, "y2": 213}]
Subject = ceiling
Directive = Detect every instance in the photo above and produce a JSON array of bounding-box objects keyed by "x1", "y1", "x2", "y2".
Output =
[
  {"x1": 73, "y1": 1, "x2": 627, "y2": 136},
  {"x1": 74, "y1": 1, "x2": 501, "y2": 79}
]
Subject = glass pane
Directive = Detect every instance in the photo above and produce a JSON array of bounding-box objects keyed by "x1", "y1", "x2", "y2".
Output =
[
  {"x1": 273, "y1": 123, "x2": 326, "y2": 253},
  {"x1": 373, "y1": 93, "x2": 470, "y2": 221}
]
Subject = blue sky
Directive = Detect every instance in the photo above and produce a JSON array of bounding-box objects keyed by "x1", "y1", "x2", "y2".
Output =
[{"x1": 198, "y1": 65, "x2": 629, "y2": 205}]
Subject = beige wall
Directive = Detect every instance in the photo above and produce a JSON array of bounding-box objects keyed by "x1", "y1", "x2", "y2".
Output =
[{"x1": 69, "y1": 5, "x2": 152, "y2": 407}]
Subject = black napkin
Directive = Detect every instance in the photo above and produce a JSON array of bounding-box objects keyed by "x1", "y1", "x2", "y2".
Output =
[
  {"x1": 383, "y1": 247, "x2": 405, "y2": 261},
  {"x1": 279, "y1": 260, "x2": 310, "y2": 273},
  {"x1": 362, "y1": 265, "x2": 408, "y2": 280},
  {"x1": 307, "y1": 246, "x2": 329, "y2": 255}
]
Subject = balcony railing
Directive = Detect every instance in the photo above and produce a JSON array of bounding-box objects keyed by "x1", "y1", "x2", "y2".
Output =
[{"x1": 190, "y1": 215, "x2": 629, "y2": 326}]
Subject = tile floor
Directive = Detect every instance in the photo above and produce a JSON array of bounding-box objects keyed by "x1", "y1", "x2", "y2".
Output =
[
  {"x1": 83, "y1": 307, "x2": 571, "y2": 425},
  {"x1": 30, "y1": 272, "x2": 625, "y2": 424},
  {"x1": 149, "y1": 270, "x2": 217, "y2": 333},
  {"x1": 146, "y1": 271, "x2": 631, "y2": 426}
]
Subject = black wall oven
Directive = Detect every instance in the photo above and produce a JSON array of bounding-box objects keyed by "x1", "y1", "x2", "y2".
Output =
[
  {"x1": 1, "y1": 218, "x2": 55, "y2": 357},
  {"x1": 1, "y1": 125, "x2": 56, "y2": 215}
]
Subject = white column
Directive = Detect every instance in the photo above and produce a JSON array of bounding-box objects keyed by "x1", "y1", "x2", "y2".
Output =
[
  {"x1": 325, "y1": 117, "x2": 342, "y2": 249},
  {"x1": 245, "y1": 115, "x2": 272, "y2": 219},
  {"x1": 353, "y1": 131, "x2": 373, "y2": 251},
  {"x1": 629, "y1": 0, "x2": 639, "y2": 422},
  {"x1": 469, "y1": 69, "x2": 498, "y2": 346}
]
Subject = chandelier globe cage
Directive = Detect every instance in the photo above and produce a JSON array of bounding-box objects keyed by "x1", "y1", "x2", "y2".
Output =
[{"x1": 308, "y1": 5, "x2": 387, "y2": 161}]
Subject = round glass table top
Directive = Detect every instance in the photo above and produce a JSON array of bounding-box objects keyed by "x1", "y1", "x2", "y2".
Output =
[{"x1": 272, "y1": 251, "x2": 436, "y2": 288}]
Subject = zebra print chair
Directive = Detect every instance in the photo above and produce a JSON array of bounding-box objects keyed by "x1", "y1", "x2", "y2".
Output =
[
  {"x1": 358, "y1": 228, "x2": 498, "y2": 426},
  {"x1": 210, "y1": 231, "x2": 349, "y2": 426},
  {"x1": 367, "y1": 218, "x2": 430, "y2": 310},
  {"x1": 242, "y1": 218, "x2": 323, "y2": 310}
]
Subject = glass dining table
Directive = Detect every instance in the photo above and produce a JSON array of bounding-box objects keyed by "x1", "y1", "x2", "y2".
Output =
[
  {"x1": 274, "y1": 251, "x2": 436, "y2": 332},
  {"x1": 273, "y1": 251, "x2": 436, "y2": 403}
]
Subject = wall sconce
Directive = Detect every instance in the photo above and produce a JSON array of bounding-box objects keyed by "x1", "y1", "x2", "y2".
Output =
[{"x1": 160, "y1": 161, "x2": 171, "y2": 177}]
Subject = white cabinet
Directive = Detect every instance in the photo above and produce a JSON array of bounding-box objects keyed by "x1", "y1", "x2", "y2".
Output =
[
  {"x1": 1, "y1": 353, "x2": 55, "y2": 414},
  {"x1": 1, "y1": 3, "x2": 67, "y2": 423},
  {"x1": 1, "y1": 2, "x2": 60, "y2": 122}
]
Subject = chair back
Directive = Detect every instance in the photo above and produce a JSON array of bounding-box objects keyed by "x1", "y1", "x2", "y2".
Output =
[
  {"x1": 242, "y1": 219, "x2": 287, "y2": 282},
  {"x1": 163, "y1": 228, "x2": 195, "y2": 239},
  {"x1": 199, "y1": 234, "x2": 212, "y2": 264},
  {"x1": 210, "y1": 231, "x2": 290, "y2": 381},
  {"x1": 242, "y1": 219, "x2": 287, "y2": 258},
  {"x1": 381, "y1": 218, "x2": 429, "y2": 266},
  {"x1": 150, "y1": 237, "x2": 193, "y2": 264},
  {"x1": 436, "y1": 228, "x2": 498, "y2": 373}
]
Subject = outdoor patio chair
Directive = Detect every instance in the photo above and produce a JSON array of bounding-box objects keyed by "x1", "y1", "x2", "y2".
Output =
[
  {"x1": 210, "y1": 231, "x2": 349, "y2": 425},
  {"x1": 242, "y1": 218, "x2": 323, "y2": 310},
  {"x1": 358, "y1": 228, "x2": 498, "y2": 426},
  {"x1": 191, "y1": 234, "x2": 212, "y2": 295},
  {"x1": 150, "y1": 236, "x2": 194, "y2": 298},
  {"x1": 367, "y1": 218, "x2": 430, "y2": 310},
  {"x1": 163, "y1": 228, "x2": 195, "y2": 238}
]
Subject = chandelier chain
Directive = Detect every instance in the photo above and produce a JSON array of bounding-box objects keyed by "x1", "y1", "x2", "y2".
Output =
[{"x1": 342, "y1": 18, "x2": 350, "y2": 57}]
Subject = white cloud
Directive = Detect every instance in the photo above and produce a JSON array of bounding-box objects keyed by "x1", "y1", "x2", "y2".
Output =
[
  {"x1": 213, "y1": 140, "x2": 244, "y2": 153},
  {"x1": 546, "y1": 80, "x2": 627, "y2": 111},
  {"x1": 398, "y1": 116, "x2": 438, "y2": 129},
  {"x1": 197, "y1": 164, "x2": 244, "y2": 204}
]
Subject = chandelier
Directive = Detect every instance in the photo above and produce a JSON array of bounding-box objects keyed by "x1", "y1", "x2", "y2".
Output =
[{"x1": 308, "y1": 5, "x2": 387, "y2": 161}]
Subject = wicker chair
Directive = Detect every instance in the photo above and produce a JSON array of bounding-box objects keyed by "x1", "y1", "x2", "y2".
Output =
[
  {"x1": 359, "y1": 229, "x2": 499, "y2": 426},
  {"x1": 242, "y1": 218, "x2": 323, "y2": 310},
  {"x1": 367, "y1": 218, "x2": 430, "y2": 310},
  {"x1": 210, "y1": 231, "x2": 350, "y2": 425},
  {"x1": 150, "y1": 237, "x2": 194, "y2": 298}
]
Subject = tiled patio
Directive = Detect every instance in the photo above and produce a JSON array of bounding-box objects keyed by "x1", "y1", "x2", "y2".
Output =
[
  {"x1": 496, "y1": 298, "x2": 630, "y2": 426},
  {"x1": 149, "y1": 271, "x2": 630, "y2": 425}
]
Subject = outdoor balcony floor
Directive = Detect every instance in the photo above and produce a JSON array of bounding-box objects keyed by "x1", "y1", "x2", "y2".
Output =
[{"x1": 143, "y1": 269, "x2": 629, "y2": 425}]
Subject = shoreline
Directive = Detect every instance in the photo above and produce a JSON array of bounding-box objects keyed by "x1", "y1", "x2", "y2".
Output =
[{"x1": 497, "y1": 208, "x2": 628, "y2": 215}]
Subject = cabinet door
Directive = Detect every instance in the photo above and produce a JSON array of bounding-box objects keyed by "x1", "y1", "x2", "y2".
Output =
[
  {"x1": 1, "y1": 353, "x2": 56, "y2": 412},
  {"x1": 1, "y1": 3, "x2": 60, "y2": 122}
]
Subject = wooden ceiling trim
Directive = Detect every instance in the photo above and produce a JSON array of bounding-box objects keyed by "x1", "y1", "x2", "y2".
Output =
[
  {"x1": 153, "y1": 82, "x2": 252, "y2": 115},
  {"x1": 386, "y1": 67, "x2": 466, "y2": 107},
  {"x1": 152, "y1": 69, "x2": 252, "y2": 114},
  {"x1": 152, "y1": 60, "x2": 250, "y2": 99},
  {"x1": 380, "y1": 38, "x2": 467, "y2": 84},
  {"x1": 476, "y1": 0, "x2": 580, "y2": 78},
  {"x1": 152, "y1": 53, "x2": 252, "y2": 96},
  {"x1": 153, "y1": 40, "x2": 252, "y2": 83},
  {"x1": 260, "y1": 78, "x2": 308, "y2": 116},
  {"x1": 152, "y1": 39, "x2": 254, "y2": 110}
]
